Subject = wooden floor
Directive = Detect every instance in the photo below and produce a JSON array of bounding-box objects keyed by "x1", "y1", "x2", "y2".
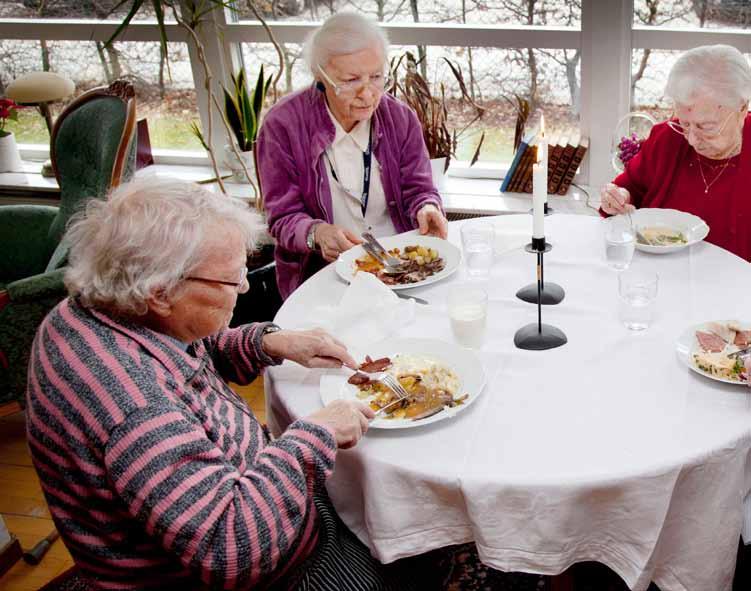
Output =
[{"x1": 0, "y1": 379, "x2": 266, "y2": 591}]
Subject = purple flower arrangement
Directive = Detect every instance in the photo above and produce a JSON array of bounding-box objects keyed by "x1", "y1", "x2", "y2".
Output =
[{"x1": 617, "y1": 132, "x2": 643, "y2": 166}]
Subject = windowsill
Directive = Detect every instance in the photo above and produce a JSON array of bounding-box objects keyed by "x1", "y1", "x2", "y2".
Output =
[{"x1": 0, "y1": 160, "x2": 600, "y2": 215}]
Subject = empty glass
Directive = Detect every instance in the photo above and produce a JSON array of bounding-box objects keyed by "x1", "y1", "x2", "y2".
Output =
[
  {"x1": 604, "y1": 215, "x2": 636, "y2": 270},
  {"x1": 618, "y1": 270, "x2": 659, "y2": 330},
  {"x1": 448, "y1": 285, "x2": 488, "y2": 348},
  {"x1": 461, "y1": 222, "x2": 494, "y2": 278}
]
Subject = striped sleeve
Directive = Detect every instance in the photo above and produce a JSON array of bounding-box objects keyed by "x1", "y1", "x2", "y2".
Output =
[
  {"x1": 204, "y1": 322, "x2": 281, "y2": 385},
  {"x1": 105, "y1": 404, "x2": 337, "y2": 588}
]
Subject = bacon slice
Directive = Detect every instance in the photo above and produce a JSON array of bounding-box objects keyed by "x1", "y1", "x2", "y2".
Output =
[
  {"x1": 734, "y1": 330, "x2": 751, "y2": 347},
  {"x1": 347, "y1": 372, "x2": 372, "y2": 386},
  {"x1": 696, "y1": 331, "x2": 726, "y2": 353},
  {"x1": 359, "y1": 357, "x2": 391, "y2": 373}
]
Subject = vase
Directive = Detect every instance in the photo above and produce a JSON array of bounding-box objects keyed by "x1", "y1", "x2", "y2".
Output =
[
  {"x1": 430, "y1": 157, "x2": 448, "y2": 193},
  {"x1": 0, "y1": 132, "x2": 23, "y2": 173},
  {"x1": 223, "y1": 143, "x2": 256, "y2": 184}
]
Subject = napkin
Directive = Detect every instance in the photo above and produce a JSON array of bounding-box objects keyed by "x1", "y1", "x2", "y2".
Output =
[{"x1": 310, "y1": 272, "x2": 415, "y2": 350}]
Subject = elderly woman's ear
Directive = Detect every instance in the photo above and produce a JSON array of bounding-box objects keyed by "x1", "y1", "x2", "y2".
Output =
[{"x1": 145, "y1": 289, "x2": 173, "y2": 317}]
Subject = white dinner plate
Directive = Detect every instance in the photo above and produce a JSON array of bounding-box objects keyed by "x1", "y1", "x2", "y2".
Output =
[
  {"x1": 335, "y1": 233, "x2": 460, "y2": 291},
  {"x1": 676, "y1": 320, "x2": 748, "y2": 386},
  {"x1": 631, "y1": 208, "x2": 709, "y2": 254},
  {"x1": 320, "y1": 338, "x2": 486, "y2": 429}
]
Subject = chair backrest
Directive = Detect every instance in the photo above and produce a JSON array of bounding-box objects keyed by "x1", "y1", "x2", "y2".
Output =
[{"x1": 46, "y1": 80, "x2": 137, "y2": 255}]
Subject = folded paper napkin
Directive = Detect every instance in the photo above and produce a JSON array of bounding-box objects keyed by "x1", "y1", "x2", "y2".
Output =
[{"x1": 310, "y1": 272, "x2": 415, "y2": 350}]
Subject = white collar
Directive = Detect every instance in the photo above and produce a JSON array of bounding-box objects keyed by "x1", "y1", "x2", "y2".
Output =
[{"x1": 326, "y1": 102, "x2": 371, "y2": 152}]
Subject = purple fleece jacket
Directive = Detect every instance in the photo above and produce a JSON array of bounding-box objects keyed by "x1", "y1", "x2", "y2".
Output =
[{"x1": 256, "y1": 85, "x2": 443, "y2": 299}]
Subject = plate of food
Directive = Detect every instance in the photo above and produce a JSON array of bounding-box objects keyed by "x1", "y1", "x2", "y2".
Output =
[
  {"x1": 320, "y1": 338, "x2": 486, "y2": 429},
  {"x1": 676, "y1": 320, "x2": 751, "y2": 385},
  {"x1": 335, "y1": 234, "x2": 460, "y2": 290},
  {"x1": 630, "y1": 208, "x2": 709, "y2": 254}
]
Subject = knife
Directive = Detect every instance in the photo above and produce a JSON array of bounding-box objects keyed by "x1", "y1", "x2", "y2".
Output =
[{"x1": 395, "y1": 292, "x2": 429, "y2": 305}]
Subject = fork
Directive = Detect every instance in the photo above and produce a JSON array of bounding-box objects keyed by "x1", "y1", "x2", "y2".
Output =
[
  {"x1": 361, "y1": 242, "x2": 405, "y2": 276},
  {"x1": 728, "y1": 347, "x2": 751, "y2": 359},
  {"x1": 362, "y1": 232, "x2": 411, "y2": 272}
]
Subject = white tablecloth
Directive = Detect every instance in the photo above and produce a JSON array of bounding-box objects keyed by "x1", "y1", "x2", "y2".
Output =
[{"x1": 265, "y1": 214, "x2": 751, "y2": 591}]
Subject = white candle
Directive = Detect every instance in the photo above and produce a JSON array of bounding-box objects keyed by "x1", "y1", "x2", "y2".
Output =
[
  {"x1": 532, "y1": 148, "x2": 546, "y2": 239},
  {"x1": 539, "y1": 114, "x2": 548, "y2": 204}
]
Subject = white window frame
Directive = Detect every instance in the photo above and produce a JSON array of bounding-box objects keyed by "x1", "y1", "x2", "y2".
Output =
[{"x1": 2, "y1": 1, "x2": 750, "y2": 189}]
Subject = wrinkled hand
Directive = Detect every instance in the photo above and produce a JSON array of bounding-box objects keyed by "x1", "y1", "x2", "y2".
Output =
[
  {"x1": 416, "y1": 204, "x2": 448, "y2": 239},
  {"x1": 314, "y1": 223, "x2": 362, "y2": 262},
  {"x1": 600, "y1": 183, "x2": 635, "y2": 215},
  {"x1": 306, "y1": 399, "x2": 375, "y2": 449},
  {"x1": 262, "y1": 327, "x2": 357, "y2": 369}
]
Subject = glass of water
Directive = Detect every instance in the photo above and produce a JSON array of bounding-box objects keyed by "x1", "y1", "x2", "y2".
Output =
[
  {"x1": 603, "y1": 215, "x2": 636, "y2": 270},
  {"x1": 461, "y1": 222, "x2": 494, "y2": 278},
  {"x1": 618, "y1": 270, "x2": 659, "y2": 330},
  {"x1": 448, "y1": 284, "x2": 488, "y2": 348}
]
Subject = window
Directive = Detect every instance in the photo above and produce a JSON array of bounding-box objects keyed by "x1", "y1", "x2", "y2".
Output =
[{"x1": 0, "y1": 40, "x2": 201, "y2": 151}]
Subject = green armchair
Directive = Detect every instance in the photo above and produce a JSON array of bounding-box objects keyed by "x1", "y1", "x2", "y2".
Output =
[{"x1": 0, "y1": 80, "x2": 137, "y2": 407}]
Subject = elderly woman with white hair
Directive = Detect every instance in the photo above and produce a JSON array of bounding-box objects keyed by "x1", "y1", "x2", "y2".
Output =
[
  {"x1": 600, "y1": 44, "x2": 751, "y2": 261},
  {"x1": 24, "y1": 176, "x2": 448, "y2": 590},
  {"x1": 257, "y1": 12, "x2": 448, "y2": 299}
]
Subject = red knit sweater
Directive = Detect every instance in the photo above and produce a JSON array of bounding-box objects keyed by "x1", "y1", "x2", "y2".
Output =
[{"x1": 613, "y1": 114, "x2": 751, "y2": 262}]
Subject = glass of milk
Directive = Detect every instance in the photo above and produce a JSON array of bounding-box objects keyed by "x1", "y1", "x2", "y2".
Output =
[
  {"x1": 460, "y1": 222, "x2": 494, "y2": 278},
  {"x1": 448, "y1": 285, "x2": 488, "y2": 348}
]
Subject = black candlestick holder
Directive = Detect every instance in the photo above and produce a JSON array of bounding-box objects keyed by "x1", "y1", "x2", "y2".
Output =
[
  {"x1": 516, "y1": 237, "x2": 565, "y2": 305},
  {"x1": 514, "y1": 236, "x2": 567, "y2": 351}
]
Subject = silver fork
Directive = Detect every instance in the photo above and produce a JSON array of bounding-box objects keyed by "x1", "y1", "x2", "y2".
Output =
[
  {"x1": 361, "y1": 241, "x2": 406, "y2": 275},
  {"x1": 362, "y1": 232, "x2": 411, "y2": 272}
]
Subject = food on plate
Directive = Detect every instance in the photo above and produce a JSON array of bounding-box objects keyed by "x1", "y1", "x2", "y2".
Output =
[
  {"x1": 636, "y1": 225, "x2": 688, "y2": 246},
  {"x1": 693, "y1": 320, "x2": 749, "y2": 382},
  {"x1": 348, "y1": 354, "x2": 467, "y2": 420},
  {"x1": 354, "y1": 245, "x2": 445, "y2": 285}
]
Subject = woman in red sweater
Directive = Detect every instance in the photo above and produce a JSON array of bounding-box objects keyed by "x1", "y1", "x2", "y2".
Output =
[{"x1": 601, "y1": 44, "x2": 751, "y2": 261}]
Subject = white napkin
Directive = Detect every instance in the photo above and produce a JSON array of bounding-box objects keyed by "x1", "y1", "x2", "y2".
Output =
[{"x1": 311, "y1": 272, "x2": 415, "y2": 350}]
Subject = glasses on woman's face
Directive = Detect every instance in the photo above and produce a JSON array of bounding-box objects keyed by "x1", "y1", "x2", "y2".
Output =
[
  {"x1": 666, "y1": 109, "x2": 736, "y2": 140},
  {"x1": 317, "y1": 65, "x2": 391, "y2": 97},
  {"x1": 184, "y1": 266, "x2": 248, "y2": 293}
]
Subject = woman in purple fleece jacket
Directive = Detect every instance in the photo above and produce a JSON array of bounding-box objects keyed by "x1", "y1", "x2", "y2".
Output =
[{"x1": 257, "y1": 12, "x2": 448, "y2": 299}]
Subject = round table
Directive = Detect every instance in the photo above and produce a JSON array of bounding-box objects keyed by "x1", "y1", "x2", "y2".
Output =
[{"x1": 265, "y1": 214, "x2": 751, "y2": 591}]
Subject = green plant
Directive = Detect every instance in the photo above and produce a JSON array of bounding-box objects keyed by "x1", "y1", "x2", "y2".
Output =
[
  {"x1": 505, "y1": 94, "x2": 530, "y2": 152},
  {"x1": 223, "y1": 66, "x2": 272, "y2": 152},
  {"x1": 388, "y1": 52, "x2": 485, "y2": 170}
]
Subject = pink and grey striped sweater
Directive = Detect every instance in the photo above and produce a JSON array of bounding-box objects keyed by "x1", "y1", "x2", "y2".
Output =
[{"x1": 26, "y1": 298, "x2": 338, "y2": 590}]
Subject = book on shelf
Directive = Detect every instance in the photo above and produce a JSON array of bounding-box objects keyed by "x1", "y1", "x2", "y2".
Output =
[
  {"x1": 546, "y1": 133, "x2": 566, "y2": 194},
  {"x1": 500, "y1": 129, "x2": 536, "y2": 193},
  {"x1": 556, "y1": 136, "x2": 589, "y2": 195},
  {"x1": 512, "y1": 142, "x2": 537, "y2": 193},
  {"x1": 548, "y1": 134, "x2": 579, "y2": 194}
]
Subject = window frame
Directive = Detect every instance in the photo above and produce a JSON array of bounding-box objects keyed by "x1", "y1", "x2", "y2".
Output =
[{"x1": 1, "y1": 1, "x2": 749, "y2": 188}]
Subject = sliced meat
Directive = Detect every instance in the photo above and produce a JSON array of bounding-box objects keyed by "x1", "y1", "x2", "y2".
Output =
[
  {"x1": 706, "y1": 321, "x2": 735, "y2": 344},
  {"x1": 696, "y1": 331, "x2": 727, "y2": 353},
  {"x1": 359, "y1": 356, "x2": 391, "y2": 373},
  {"x1": 734, "y1": 330, "x2": 751, "y2": 347},
  {"x1": 347, "y1": 372, "x2": 372, "y2": 386}
]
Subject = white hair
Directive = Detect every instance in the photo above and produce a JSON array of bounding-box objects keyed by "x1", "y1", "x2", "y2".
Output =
[
  {"x1": 65, "y1": 175, "x2": 263, "y2": 316},
  {"x1": 665, "y1": 44, "x2": 751, "y2": 109},
  {"x1": 303, "y1": 12, "x2": 389, "y2": 77}
]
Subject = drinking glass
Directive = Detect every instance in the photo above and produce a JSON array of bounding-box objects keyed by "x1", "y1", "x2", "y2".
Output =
[
  {"x1": 618, "y1": 270, "x2": 659, "y2": 330},
  {"x1": 448, "y1": 285, "x2": 488, "y2": 348},
  {"x1": 603, "y1": 215, "x2": 636, "y2": 270},
  {"x1": 461, "y1": 222, "x2": 494, "y2": 278}
]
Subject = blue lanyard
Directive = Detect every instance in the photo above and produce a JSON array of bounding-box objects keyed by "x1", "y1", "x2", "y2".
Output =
[{"x1": 327, "y1": 124, "x2": 373, "y2": 217}]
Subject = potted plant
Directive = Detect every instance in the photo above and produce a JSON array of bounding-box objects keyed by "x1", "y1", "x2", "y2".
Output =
[
  {"x1": 221, "y1": 66, "x2": 272, "y2": 183},
  {"x1": 0, "y1": 98, "x2": 24, "y2": 173},
  {"x1": 388, "y1": 52, "x2": 485, "y2": 191}
]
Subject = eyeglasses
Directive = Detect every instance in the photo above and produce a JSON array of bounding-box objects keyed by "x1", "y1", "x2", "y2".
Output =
[
  {"x1": 184, "y1": 266, "x2": 248, "y2": 293},
  {"x1": 666, "y1": 109, "x2": 736, "y2": 140},
  {"x1": 317, "y1": 65, "x2": 391, "y2": 97}
]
